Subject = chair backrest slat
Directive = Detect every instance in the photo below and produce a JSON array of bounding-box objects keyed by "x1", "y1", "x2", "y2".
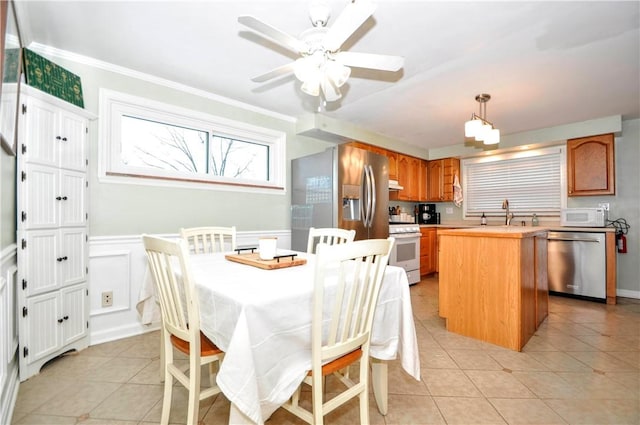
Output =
[
  {"x1": 306, "y1": 227, "x2": 356, "y2": 254},
  {"x1": 180, "y1": 226, "x2": 237, "y2": 254}
]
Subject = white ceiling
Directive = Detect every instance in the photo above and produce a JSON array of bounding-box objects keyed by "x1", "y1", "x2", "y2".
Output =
[{"x1": 13, "y1": 1, "x2": 640, "y2": 151}]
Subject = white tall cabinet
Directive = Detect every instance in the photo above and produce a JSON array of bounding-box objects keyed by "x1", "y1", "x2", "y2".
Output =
[{"x1": 16, "y1": 85, "x2": 95, "y2": 381}]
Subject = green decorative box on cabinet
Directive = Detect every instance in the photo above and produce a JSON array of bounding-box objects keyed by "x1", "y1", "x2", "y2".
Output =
[{"x1": 23, "y1": 48, "x2": 84, "y2": 108}]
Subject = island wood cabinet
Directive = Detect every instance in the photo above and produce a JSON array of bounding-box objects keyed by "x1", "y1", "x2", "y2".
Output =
[
  {"x1": 419, "y1": 227, "x2": 437, "y2": 276},
  {"x1": 16, "y1": 85, "x2": 95, "y2": 381},
  {"x1": 427, "y1": 157, "x2": 460, "y2": 202},
  {"x1": 567, "y1": 133, "x2": 615, "y2": 196},
  {"x1": 438, "y1": 227, "x2": 548, "y2": 351}
]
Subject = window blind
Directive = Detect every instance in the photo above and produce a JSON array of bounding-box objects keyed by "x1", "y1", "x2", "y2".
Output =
[{"x1": 462, "y1": 146, "x2": 565, "y2": 217}]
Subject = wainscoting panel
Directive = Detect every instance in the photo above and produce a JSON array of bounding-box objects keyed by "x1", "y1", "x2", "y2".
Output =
[
  {"x1": 1, "y1": 245, "x2": 19, "y2": 425},
  {"x1": 89, "y1": 250, "x2": 131, "y2": 316},
  {"x1": 88, "y1": 230, "x2": 291, "y2": 345}
]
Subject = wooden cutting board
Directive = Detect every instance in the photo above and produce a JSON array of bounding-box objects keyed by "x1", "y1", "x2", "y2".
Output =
[{"x1": 225, "y1": 252, "x2": 307, "y2": 270}]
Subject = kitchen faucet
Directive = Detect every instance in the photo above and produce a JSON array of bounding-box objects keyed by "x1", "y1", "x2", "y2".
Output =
[{"x1": 502, "y1": 199, "x2": 513, "y2": 225}]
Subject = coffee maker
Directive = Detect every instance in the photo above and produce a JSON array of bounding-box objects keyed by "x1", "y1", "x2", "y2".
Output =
[{"x1": 417, "y1": 203, "x2": 439, "y2": 224}]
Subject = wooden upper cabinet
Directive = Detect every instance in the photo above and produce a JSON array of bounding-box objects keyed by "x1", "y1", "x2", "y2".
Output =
[
  {"x1": 386, "y1": 151, "x2": 398, "y2": 181},
  {"x1": 396, "y1": 154, "x2": 415, "y2": 200},
  {"x1": 567, "y1": 133, "x2": 615, "y2": 196},
  {"x1": 347, "y1": 141, "x2": 398, "y2": 181},
  {"x1": 442, "y1": 157, "x2": 460, "y2": 201},
  {"x1": 419, "y1": 159, "x2": 428, "y2": 201},
  {"x1": 427, "y1": 158, "x2": 460, "y2": 202},
  {"x1": 427, "y1": 160, "x2": 443, "y2": 201}
]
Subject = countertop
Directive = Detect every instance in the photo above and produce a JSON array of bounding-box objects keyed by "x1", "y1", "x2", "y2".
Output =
[
  {"x1": 419, "y1": 222, "x2": 616, "y2": 233},
  {"x1": 437, "y1": 226, "x2": 548, "y2": 239}
]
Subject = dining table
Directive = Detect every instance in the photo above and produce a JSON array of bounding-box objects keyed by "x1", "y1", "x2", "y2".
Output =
[{"x1": 137, "y1": 249, "x2": 421, "y2": 425}]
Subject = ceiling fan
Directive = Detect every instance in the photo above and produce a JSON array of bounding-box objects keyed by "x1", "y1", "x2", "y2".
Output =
[{"x1": 238, "y1": 0, "x2": 404, "y2": 102}]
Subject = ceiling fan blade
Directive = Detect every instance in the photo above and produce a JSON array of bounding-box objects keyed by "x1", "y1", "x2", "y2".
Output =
[
  {"x1": 322, "y1": 1, "x2": 377, "y2": 52},
  {"x1": 251, "y1": 62, "x2": 295, "y2": 82},
  {"x1": 321, "y1": 78, "x2": 342, "y2": 102},
  {"x1": 336, "y1": 51, "x2": 404, "y2": 71},
  {"x1": 238, "y1": 16, "x2": 308, "y2": 54}
]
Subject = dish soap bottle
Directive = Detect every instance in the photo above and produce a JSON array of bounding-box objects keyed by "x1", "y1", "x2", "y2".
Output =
[
  {"x1": 531, "y1": 213, "x2": 539, "y2": 227},
  {"x1": 481, "y1": 212, "x2": 487, "y2": 225}
]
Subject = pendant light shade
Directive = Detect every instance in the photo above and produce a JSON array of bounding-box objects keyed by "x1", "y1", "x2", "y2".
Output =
[
  {"x1": 464, "y1": 118, "x2": 482, "y2": 138},
  {"x1": 484, "y1": 128, "x2": 500, "y2": 145},
  {"x1": 464, "y1": 94, "x2": 500, "y2": 145}
]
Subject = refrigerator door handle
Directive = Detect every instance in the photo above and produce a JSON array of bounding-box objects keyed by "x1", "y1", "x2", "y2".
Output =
[
  {"x1": 368, "y1": 164, "x2": 376, "y2": 229},
  {"x1": 362, "y1": 166, "x2": 369, "y2": 227}
]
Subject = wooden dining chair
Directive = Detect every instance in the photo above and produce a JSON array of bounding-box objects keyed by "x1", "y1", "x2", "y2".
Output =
[
  {"x1": 142, "y1": 235, "x2": 224, "y2": 425},
  {"x1": 282, "y1": 237, "x2": 394, "y2": 425},
  {"x1": 306, "y1": 227, "x2": 356, "y2": 254},
  {"x1": 180, "y1": 226, "x2": 237, "y2": 253}
]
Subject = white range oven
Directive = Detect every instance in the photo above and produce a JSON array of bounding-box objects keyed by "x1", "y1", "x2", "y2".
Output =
[{"x1": 388, "y1": 223, "x2": 421, "y2": 285}]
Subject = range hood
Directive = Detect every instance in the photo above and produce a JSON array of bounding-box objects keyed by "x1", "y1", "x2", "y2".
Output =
[{"x1": 389, "y1": 180, "x2": 404, "y2": 191}]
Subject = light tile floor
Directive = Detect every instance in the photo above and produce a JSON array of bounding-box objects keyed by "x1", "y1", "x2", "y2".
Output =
[{"x1": 11, "y1": 276, "x2": 640, "y2": 425}]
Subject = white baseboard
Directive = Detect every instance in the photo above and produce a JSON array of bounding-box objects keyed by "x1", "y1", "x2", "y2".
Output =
[
  {"x1": 616, "y1": 288, "x2": 640, "y2": 299},
  {"x1": 90, "y1": 321, "x2": 160, "y2": 346}
]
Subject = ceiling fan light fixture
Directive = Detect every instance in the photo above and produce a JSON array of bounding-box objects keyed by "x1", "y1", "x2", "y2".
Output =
[
  {"x1": 465, "y1": 93, "x2": 500, "y2": 145},
  {"x1": 301, "y1": 79, "x2": 320, "y2": 97},
  {"x1": 239, "y1": 0, "x2": 403, "y2": 103},
  {"x1": 325, "y1": 59, "x2": 350, "y2": 88},
  {"x1": 320, "y1": 76, "x2": 342, "y2": 101}
]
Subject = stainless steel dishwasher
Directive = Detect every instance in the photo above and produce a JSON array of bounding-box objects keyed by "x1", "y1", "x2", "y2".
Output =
[{"x1": 547, "y1": 231, "x2": 606, "y2": 301}]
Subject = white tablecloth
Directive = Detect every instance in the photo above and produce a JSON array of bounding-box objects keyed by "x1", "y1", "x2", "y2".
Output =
[{"x1": 137, "y1": 251, "x2": 420, "y2": 424}]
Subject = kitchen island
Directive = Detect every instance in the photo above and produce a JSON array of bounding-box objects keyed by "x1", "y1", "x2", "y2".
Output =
[{"x1": 438, "y1": 226, "x2": 549, "y2": 351}]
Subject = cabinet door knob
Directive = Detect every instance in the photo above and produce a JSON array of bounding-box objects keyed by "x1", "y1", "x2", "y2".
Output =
[
  {"x1": 56, "y1": 196, "x2": 62, "y2": 200},
  {"x1": 63, "y1": 315, "x2": 69, "y2": 320},
  {"x1": 62, "y1": 137, "x2": 67, "y2": 142},
  {"x1": 56, "y1": 136, "x2": 62, "y2": 140},
  {"x1": 56, "y1": 256, "x2": 68, "y2": 262},
  {"x1": 62, "y1": 196, "x2": 68, "y2": 200},
  {"x1": 57, "y1": 318, "x2": 63, "y2": 323}
]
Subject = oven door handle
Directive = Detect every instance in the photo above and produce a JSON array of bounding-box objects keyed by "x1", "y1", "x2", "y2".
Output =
[{"x1": 390, "y1": 233, "x2": 421, "y2": 239}]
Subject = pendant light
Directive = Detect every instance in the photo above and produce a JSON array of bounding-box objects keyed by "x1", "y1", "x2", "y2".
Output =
[{"x1": 464, "y1": 94, "x2": 500, "y2": 145}]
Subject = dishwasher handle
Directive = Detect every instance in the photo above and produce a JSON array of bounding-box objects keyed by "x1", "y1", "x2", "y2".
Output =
[{"x1": 548, "y1": 236, "x2": 601, "y2": 243}]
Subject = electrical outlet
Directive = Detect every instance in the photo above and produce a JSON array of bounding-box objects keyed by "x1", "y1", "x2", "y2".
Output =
[
  {"x1": 598, "y1": 202, "x2": 610, "y2": 211},
  {"x1": 102, "y1": 291, "x2": 113, "y2": 307}
]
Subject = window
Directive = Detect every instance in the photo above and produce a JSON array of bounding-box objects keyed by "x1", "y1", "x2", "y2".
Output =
[
  {"x1": 462, "y1": 146, "x2": 566, "y2": 218},
  {"x1": 99, "y1": 89, "x2": 285, "y2": 192}
]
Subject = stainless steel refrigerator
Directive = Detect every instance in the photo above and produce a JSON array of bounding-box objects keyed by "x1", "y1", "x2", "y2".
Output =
[{"x1": 291, "y1": 144, "x2": 389, "y2": 251}]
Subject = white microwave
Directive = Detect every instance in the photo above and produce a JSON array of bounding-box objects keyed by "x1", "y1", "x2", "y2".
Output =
[{"x1": 560, "y1": 208, "x2": 607, "y2": 227}]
